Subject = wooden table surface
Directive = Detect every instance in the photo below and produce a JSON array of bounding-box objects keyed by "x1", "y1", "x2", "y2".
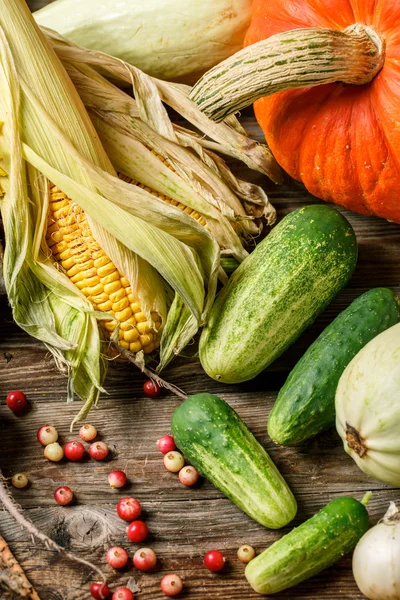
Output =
[{"x1": 1, "y1": 2, "x2": 399, "y2": 599}]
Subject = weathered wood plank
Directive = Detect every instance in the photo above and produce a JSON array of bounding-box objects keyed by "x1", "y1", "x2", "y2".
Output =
[{"x1": 0, "y1": 2, "x2": 399, "y2": 598}]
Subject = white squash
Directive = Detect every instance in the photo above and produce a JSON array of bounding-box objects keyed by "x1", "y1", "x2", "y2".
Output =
[
  {"x1": 34, "y1": 0, "x2": 252, "y2": 83},
  {"x1": 336, "y1": 322, "x2": 400, "y2": 487}
]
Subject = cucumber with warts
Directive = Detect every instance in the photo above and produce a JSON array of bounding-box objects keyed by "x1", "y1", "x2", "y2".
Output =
[
  {"x1": 199, "y1": 205, "x2": 357, "y2": 384},
  {"x1": 171, "y1": 393, "x2": 297, "y2": 529},
  {"x1": 245, "y1": 495, "x2": 370, "y2": 595},
  {"x1": 268, "y1": 288, "x2": 400, "y2": 446}
]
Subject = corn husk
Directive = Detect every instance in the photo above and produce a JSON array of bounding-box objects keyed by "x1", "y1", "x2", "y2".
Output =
[
  {"x1": 47, "y1": 30, "x2": 282, "y2": 183},
  {"x1": 43, "y1": 28, "x2": 280, "y2": 229},
  {"x1": 0, "y1": 0, "x2": 220, "y2": 421}
]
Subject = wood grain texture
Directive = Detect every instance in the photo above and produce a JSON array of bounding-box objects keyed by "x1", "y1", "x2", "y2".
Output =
[{"x1": 0, "y1": 1, "x2": 399, "y2": 598}]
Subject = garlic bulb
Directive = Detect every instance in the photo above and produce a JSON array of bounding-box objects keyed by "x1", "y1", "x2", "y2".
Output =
[{"x1": 353, "y1": 503, "x2": 400, "y2": 600}]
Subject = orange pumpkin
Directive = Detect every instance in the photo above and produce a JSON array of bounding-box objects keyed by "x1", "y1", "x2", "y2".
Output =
[{"x1": 192, "y1": 0, "x2": 400, "y2": 223}]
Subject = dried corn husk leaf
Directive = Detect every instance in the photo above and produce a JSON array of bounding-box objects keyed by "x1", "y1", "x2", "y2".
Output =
[
  {"x1": 43, "y1": 29, "x2": 282, "y2": 185},
  {"x1": 159, "y1": 294, "x2": 197, "y2": 371},
  {"x1": 63, "y1": 60, "x2": 272, "y2": 239}
]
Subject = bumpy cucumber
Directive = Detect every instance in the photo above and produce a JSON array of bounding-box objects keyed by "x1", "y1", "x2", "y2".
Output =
[
  {"x1": 171, "y1": 393, "x2": 297, "y2": 529},
  {"x1": 200, "y1": 205, "x2": 357, "y2": 384},
  {"x1": 268, "y1": 288, "x2": 400, "y2": 446},
  {"x1": 245, "y1": 496, "x2": 370, "y2": 595}
]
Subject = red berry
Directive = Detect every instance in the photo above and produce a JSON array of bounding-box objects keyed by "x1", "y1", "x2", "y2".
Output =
[
  {"x1": 6, "y1": 391, "x2": 27, "y2": 412},
  {"x1": 204, "y1": 550, "x2": 225, "y2": 572},
  {"x1": 37, "y1": 425, "x2": 58, "y2": 446},
  {"x1": 64, "y1": 441, "x2": 85, "y2": 461},
  {"x1": 157, "y1": 435, "x2": 176, "y2": 454},
  {"x1": 143, "y1": 379, "x2": 161, "y2": 398},
  {"x1": 108, "y1": 470, "x2": 127, "y2": 489},
  {"x1": 178, "y1": 466, "x2": 199, "y2": 487},
  {"x1": 160, "y1": 574, "x2": 183, "y2": 596},
  {"x1": 106, "y1": 546, "x2": 129, "y2": 569},
  {"x1": 117, "y1": 498, "x2": 142, "y2": 521},
  {"x1": 127, "y1": 521, "x2": 148, "y2": 543},
  {"x1": 54, "y1": 486, "x2": 73, "y2": 506},
  {"x1": 163, "y1": 451, "x2": 184, "y2": 473},
  {"x1": 79, "y1": 423, "x2": 97, "y2": 441},
  {"x1": 112, "y1": 589, "x2": 134, "y2": 600},
  {"x1": 44, "y1": 442, "x2": 64, "y2": 462},
  {"x1": 89, "y1": 441, "x2": 109, "y2": 461},
  {"x1": 90, "y1": 582, "x2": 110, "y2": 599},
  {"x1": 133, "y1": 548, "x2": 157, "y2": 571}
]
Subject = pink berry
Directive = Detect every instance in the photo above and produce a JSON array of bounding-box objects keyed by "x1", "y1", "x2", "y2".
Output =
[
  {"x1": 117, "y1": 498, "x2": 142, "y2": 521},
  {"x1": 133, "y1": 548, "x2": 157, "y2": 571},
  {"x1": 163, "y1": 451, "x2": 184, "y2": 473},
  {"x1": 64, "y1": 441, "x2": 85, "y2": 461},
  {"x1": 204, "y1": 550, "x2": 225, "y2": 572},
  {"x1": 90, "y1": 582, "x2": 110, "y2": 599},
  {"x1": 108, "y1": 470, "x2": 127, "y2": 489},
  {"x1": 79, "y1": 423, "x2": 97, "y2": 441},
  {"x1": 11, "y1": 473, "x2": 28, "y2": 489},
  {"x1": 160, "y1": 574, "x2": 183, "y2": 596},
  {"x1": 6, "y1": 390, "x2": 27, "y2": 412},
  {"x1": 127, "y1": 521, "x2": 148, "y2": 543},
  {"x1": 44, "y1": 442, "x2": 64, "y2": 462},
  {"x1": 37, "y1": 425, "x2": 58, "y2": 446},
  {"x1": 237, "y1": 544, "x2": 255, "y2": 564},
  {"x1": 89, "y1": 441, "x2": 109, "y2": 461},
  {"x1": 157, "y1": 435, "x2": 176, "y2": 454},
  {"x1": 54, "y1": 486, "x2": 73, "y2": 506},
  {"x1": 143, "y1": 380, "x2": 161, "y2": 398},
  {"x1": 178, "y1": 466, "x2": 199, "y2": 487},
  {"x1": 106, "y1": 546, "x2": 129, "y2": 569},
  {"x1": 112, "y1": 589, "x2": 134, "y2": 600}
]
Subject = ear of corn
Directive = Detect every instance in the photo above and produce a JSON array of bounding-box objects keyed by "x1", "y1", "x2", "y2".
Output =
[{"x1": 0, "y1": 0, "x2": 219, "y2": 422}]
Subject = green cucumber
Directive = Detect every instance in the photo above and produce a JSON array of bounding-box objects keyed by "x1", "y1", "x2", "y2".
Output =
[
  {"x1": 245, "y1": 495, "x2": 370, "y2": 595},
  {"x1": 268, "y1": 288, "x2": 400, "y2": 446},
  {"x1": 171, "y1": 393, "x2": 297, "y2": 529},
  {"x1": 200, "y1": 205, "x2": 357, "y2": 384}
]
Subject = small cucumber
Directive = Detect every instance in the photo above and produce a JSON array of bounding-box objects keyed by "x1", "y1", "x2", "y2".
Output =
[
  {"x1": 171, "y1": 393, "x2": 297, "y2": 529},
  {"x1": 245, "y1": 495, "x2": 370, "y2": 595},
  {"x1": 200, "y1": 205, "x2": 357, "y2": 384},
  {"x1": 268, "y1": 288, "x2": 400, "y2": 446}
]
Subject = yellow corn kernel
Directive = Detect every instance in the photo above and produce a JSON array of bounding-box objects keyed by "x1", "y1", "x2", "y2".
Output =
[
  {"x1": 115, "y1": 307, "x2": 132, "y2": 322},
  {"x1": 139, "y1": 334, "x2": 152, "y2": 346},
  {"x1": 123, "y1": 328, "x2": 139, "y2": 343},
  {"x1": 97, "y1": 300, "x2": 113, "y2": 312},
  {"x1": 112, "y1": 297, "x2": 129, "y2": 312},
  {"x1": 109, "y1": 287, "x2": 126, "y2": 304},
  {"x1": 137, "y1": 321, "x2": 151, "y2": 334},
  {"x1": 129, "y1": 341, "x2": 142, "y2": 353},
  {"x1": 120, "y1": 316, "x2": 137, "y2": 331},
  {"x1": 104, "y1": 280, "x2": 121, "y2": 295},
  {"x1": 134, "y1": 312, "x2": 147, "y2": 323}
]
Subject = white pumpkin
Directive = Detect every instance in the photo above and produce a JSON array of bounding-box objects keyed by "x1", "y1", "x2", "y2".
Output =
[
  {"x1": 336, "y1": 322, "x2": 400, "y2": 487},
  {"x1": 35, "y1": 0, "x2": 252, "y2": 84}
]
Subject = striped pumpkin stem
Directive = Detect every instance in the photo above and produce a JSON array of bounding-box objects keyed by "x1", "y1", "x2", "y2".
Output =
[{"x1": 190, "y1": 24, "x2": 386, "y2": 122}]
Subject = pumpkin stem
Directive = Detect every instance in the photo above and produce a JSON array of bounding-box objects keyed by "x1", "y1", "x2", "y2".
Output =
[
  {"x1": 190, "y1": 24, "x2": 386, "y2": 122},
  {"x1": 346, "y1": 423, "x2": 368, "y2": 458}
]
